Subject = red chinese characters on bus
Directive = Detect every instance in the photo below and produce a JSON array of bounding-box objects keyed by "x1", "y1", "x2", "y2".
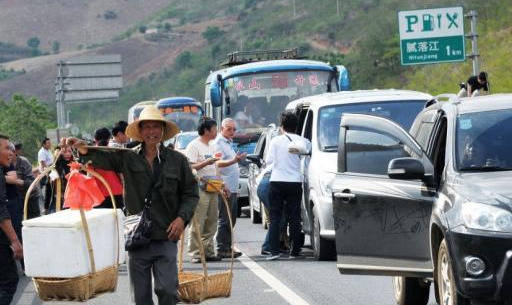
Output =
[
  {"x1": 248, "y1": 78, "x2": 262, "y2": 90},
  {"x1": 235, "y1": 80, "x2": 245, "y2": 91},
  {"x1": 309, "y1": 74, "x2": 319, "y2": 87},
  {"x1": 295, "y1": 74, "x2": 305, "y2": 86},
  {"x1": 272, "y1": 74, "x2": 288, "y2": 89}
]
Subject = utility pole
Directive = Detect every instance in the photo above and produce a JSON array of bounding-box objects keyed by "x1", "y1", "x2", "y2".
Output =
[
  {"x1": 336, "y1": 0, "x2": 340, "y2": 15},
  {"x1": 293, "y1": 0, "x2": 296, "y2": 18},
  {"x1": 465, "y1": 10, "x2": 480, "y2": 75},
  {"x1": 55, "y1": 61, "x2": 66, "y2": 129}
]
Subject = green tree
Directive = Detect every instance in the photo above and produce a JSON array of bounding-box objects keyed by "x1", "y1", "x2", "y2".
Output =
[
  {"x1": 27, "y1": 37, "x2": 40, "y2": 49},
  {"x1": 0, "y1": 95, "x2": 56, "y2": 162},
  {"x1": 175, "y1": 51, "x2": 192, "y2": 69},
  {"x1": 164, "y1": 22, "x2": 172, "y2": 32},
  {"x1": 202, "y1": 26, "x2": 225, "y2": 43},
  {"x1": 139, "y1": 25, "x2": 147, "y2": 34}
]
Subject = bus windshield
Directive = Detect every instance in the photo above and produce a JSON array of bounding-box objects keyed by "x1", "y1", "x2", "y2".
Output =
[
  {"x1": 159, "y1": 105, "x2": 203, "y2": 132},
  {"x1": 224, "y1": 70, "x2": 336, "y2": 129}
]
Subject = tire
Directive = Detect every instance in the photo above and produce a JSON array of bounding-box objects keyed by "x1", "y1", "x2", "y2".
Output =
[
  {"x1": 393, "y1": 276, "x2": 430, "y2": 305},
  {"x1": 237, "y1": 201, "x2": 242, "y2": 218},
  {"x1": 437, "y1": 239, "x2": 469, "y2": 305},
  {"x1": 311, "y1": 210, "x2": 336, "y2": 261},
  {"x1": 250, "y1": 195, "x2": 262, "y2": 224}
]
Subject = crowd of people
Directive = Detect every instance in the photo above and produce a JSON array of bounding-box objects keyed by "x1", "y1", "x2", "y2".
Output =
[{"x1": 0, "y1": 104, "x2": 309, "y2": 305}]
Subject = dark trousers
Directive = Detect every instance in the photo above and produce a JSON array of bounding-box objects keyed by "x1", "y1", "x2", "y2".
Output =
[
  {"x1": 128, "y1": 240, "x2": 178, "y2": 305},
  {"x1": 216, "y1": 193, "x2": 237, "y2": 253},
  {"x1": 268, "y1": 182, "x2": 302, "y2": 256},
  {"x1": 0, "y1": 243, "x2": 19, "y2": 305}
]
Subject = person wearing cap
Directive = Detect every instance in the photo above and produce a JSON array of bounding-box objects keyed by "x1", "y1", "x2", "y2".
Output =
[{"x1": 63, "y1": 105, "x2": 199, "y2": 305}]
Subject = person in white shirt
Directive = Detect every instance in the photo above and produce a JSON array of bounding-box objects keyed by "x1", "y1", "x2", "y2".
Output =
[
  {"x1": 184, "y1": 117, "x2": 222, "y2": 262},
  {"x1": 214, "y1": 118, "x2": 246, "y2": 258},
  {"x1": 37, "y1": 138, "x2": 53, "y2": 214},
  {"x1": 264, "y1": 111, "x2": 309, "y2": 260},
  {"x1": 37, "y1": 138, "x2": 53, "y2": 171}
]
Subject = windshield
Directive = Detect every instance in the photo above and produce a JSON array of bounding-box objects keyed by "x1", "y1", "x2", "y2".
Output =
[
  {"x1": 318, "y1": 100, "x2": 426, "y2": 151},
  {"x1": 163, "y1": 112, "x2": 202, "y2": 132},
  {"x1": 175, "y1": 133, "x2": 199, "y2": 150},
  {"x1": 456, "y1": 109, "x2": 512, "y2": 171},
  {"x1": 224, "y1": 70, "x2": 336, "y2": 130}
]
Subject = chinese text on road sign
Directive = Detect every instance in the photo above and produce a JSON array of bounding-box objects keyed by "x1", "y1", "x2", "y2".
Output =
[{"x1": 398, "y1": 7, "x2": 465, "y2": 65}]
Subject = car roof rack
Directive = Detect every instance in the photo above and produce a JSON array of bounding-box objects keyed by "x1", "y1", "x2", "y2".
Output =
[{"x1": 220, "y1": 48, "x2": 306, "y2": 67}]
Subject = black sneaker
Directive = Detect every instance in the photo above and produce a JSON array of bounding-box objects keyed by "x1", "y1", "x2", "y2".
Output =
[
  {"x1": 205, "y1": 256, "x2": 222, "y2": 262},
  {"x1": 218, "y1": 251, "x2": 242, "y2": 259},
  {"x1": 261, "y1": 250, "x2": 271, "y2": 255},
  {"x1": 290, "y1": 253, "x2": 305, "y2": 259}
]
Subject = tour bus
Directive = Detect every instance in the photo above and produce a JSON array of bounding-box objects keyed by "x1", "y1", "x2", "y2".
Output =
[
  {"x1": 127, "y1": 100, "x2": 156, "y2": 123},
  {"x1": 204, "y1": 48, "x2": 350, "y2": 214},
  {"x1": 156, "y1": 97, "x2": 204, "y2": 132}
]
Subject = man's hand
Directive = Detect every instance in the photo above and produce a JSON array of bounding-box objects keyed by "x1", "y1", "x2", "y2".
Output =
[
  {"x1": 5, "y1": 171, "x2": 18, "y2": 185},
  {"x1": 61, "y1": 137, "x2": 88, "y2": 155},
  {"x1": 205, "y1": 157, "x2": 218, "y2": 165},
  {"x1": 234, "y1": 152, "x2": 247, "y2": 162},
  {"x1": 166, "y1": 217, "x2": 185, "y2": 241},
  {"x1": 10, "y1": 240, "x2": 23, "y2": 260}
]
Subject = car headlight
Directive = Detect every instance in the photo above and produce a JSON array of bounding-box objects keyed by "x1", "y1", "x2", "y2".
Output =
[
  {"x1": 462, "y1": 202, "x2": 512, "y2": 233},
  {"x1": 318, "y1": 173, "x2": 335, "y2": 197},
  {"x1": 239, "y1": 165, "x2": 249, "y2": 178}
]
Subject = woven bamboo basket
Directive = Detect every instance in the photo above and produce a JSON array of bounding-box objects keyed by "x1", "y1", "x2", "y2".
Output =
[
  {"x1": 177, "y1": 182, "x2": 235, "y2": 303},
  {"x1": 23, "y1": 161, "x2": 120, "y2": 301}
]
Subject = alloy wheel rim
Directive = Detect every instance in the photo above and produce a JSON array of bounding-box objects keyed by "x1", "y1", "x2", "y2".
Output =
[{"x1": 440, "y1": 251, "x2": 453, "y2": 305}]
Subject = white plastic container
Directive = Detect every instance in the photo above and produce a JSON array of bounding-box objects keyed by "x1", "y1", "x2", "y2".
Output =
[{"x1": 22, "y1": 209, "x2": 125, "y2": 278}]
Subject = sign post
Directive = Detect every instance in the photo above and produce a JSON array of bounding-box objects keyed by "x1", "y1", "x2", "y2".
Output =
[
  {"x1": 55, "y1": 55, "x2": 123, "y2": 128},
  {"x1": 398, "y1": 7, "x2": 465, "y2": 65}
]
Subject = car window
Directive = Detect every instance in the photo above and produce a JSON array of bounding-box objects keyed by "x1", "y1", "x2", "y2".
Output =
[
  {"x1": 303, "y1": 110, "x2": 313, "y2": 141},
  {"x1": 345, "y1": 128, "x2": 411, "y2": 175},
  {"x1": 456, "y1": 109, "x2": 512, "y2": 171},
  {"x1": 318, "y1": 100, "x2": 426, "y2": 152},
  {"x1": 411, "y1": 110, "x2": 437, "y2": 152}
]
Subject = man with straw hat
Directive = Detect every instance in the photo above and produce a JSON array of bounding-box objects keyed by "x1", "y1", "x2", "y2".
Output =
[{"x1": 63, "y1": 105, "x2": 199, "y2": 305}]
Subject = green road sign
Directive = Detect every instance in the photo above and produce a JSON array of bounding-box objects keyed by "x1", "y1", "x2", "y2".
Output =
[{"x1": 398, "y1": 7, "x2": 465, "y2": 65}]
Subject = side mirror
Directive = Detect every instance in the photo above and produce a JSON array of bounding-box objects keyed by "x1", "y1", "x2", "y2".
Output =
[
  {"x1": 246, "y1": 154, "x2": 262, "y2": 167},
  {"x1": 388, "y1": 157, "x2": 425, "y2": 180},
  {"x1": 336, "y1": 65, "x2": 350, "y2": 91},
  {"x1": 288, "y1": 142, "x2": 310, "y2": 155},
  {"x1": 210, "y1": 75, "x2": 222, "y2": 107}
]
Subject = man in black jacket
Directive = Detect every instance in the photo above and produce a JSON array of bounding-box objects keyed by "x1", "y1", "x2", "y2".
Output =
[{"x1": 0, "y1": 134, "x2": 23, "y2": 305}]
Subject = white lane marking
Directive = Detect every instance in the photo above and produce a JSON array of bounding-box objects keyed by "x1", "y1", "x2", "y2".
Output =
[{"x1": 237, "y1": 253, "x2": 313, "y2": 305}]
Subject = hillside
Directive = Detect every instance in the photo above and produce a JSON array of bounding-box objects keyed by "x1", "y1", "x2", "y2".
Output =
[
  {"x1": 0, "y1": 0, "x2": 172, "y2": 52},
  {"x1": 0, "y1": 0, "x2": 511, "y2": 134}
]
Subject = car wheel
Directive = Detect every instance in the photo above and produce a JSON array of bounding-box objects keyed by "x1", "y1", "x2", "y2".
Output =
[
  {"x1": 437, "y1": 239, "x2": 469, "y2": 305},
  {"x1": 393, "y1": 276, "x2": 430, "y2": 305},
  {"x1": 250, "y1": 195, "x2": 262, "y2": 224},
  {"x1": 262, "y1": 203, "x2": 269, "y2": 230},
  {"x1": 311, "y1": 210, "x2": 336, "y2": 261}
]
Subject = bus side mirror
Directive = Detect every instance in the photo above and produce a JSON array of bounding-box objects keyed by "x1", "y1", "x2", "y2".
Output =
[
  {"x1": 210, "y1": 75, "x2": 222, "y2": 107},
  {"x1": 336, "y1": 65, "x2": 350, "y2": 91}
]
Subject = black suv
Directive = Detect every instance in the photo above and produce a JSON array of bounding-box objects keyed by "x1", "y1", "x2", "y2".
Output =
[{"x1": 330, "y1": 94, "x2": 512, "y2": 305}]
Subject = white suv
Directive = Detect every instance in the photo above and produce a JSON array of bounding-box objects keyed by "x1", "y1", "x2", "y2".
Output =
[{"x1": 287, "y1": 89, "x2": 433, "y2": 260}]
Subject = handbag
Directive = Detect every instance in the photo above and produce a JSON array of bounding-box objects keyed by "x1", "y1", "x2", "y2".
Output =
[
  {"x1": 124, "y1": 163, "x2": 161, "y2": 251},
  {"x1": 199, "y1": 175, "x2": 224, "y2": 193}
]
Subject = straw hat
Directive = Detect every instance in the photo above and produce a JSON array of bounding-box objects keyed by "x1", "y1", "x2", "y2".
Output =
[{"x1": 125, "y1": 105, "x2": 180, "y2": 142}]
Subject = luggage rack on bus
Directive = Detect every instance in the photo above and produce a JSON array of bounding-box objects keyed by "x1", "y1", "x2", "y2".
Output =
[{"x1": 220, "y1": 48, "x2": 305, "y2": 67}]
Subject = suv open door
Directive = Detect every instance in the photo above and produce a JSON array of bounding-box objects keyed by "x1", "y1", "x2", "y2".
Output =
[{"x1": 331, "y1": 113, "x2": 435, "y2": 278}]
